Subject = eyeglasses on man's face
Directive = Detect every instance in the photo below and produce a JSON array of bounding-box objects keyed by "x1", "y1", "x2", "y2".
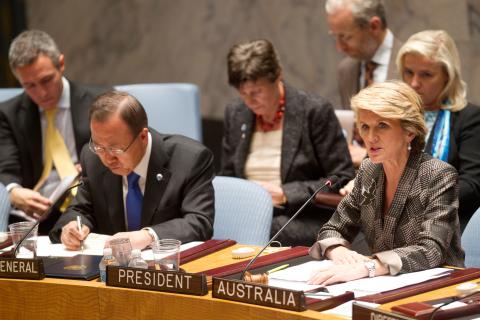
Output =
[{"x1": 89, "y1": 132, "x2": 139, "y2": 156}]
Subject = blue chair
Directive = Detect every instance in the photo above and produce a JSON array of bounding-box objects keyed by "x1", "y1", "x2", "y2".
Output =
[
  {"x1": 462, "y1": 207, "x2": 480, "y2": 267},
  {"x1": 0, "y1": 183, "x2": 11, "y2": 232},
  {"x1": 0, "y1": 88, "x2": 23, "y2": 103},
  {"x1": 114, "y1": 83, "x2": 202, "y2": 141},
  {"x1": 212, "y1": 176, "x2": 273, "y2": 246}
]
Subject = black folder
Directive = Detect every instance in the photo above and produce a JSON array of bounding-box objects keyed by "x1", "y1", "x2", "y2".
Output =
[{"x1": 43, "y1": 255, "x2": 102, "y2": 280}]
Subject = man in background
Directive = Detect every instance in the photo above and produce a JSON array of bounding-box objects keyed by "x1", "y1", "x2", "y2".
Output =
[
  {"x1": 0, "y1": 30, "x2": 108, "y2": 232},
  {"x1": 326, "y1": 0, "x2": 402, "y2": 109}
]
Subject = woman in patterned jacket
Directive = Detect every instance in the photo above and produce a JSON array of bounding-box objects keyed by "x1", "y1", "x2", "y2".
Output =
[{"x1": 308, "y1": 81, "x2": 464, "y2": 285}]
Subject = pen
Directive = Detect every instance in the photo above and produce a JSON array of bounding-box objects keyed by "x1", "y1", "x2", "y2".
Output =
[
  {"x1": 76, "y1": 216, "x2": 84, "y2": 252},
  {"x1": 266, "y1": 264, "x2": 289, "y2": 275}
]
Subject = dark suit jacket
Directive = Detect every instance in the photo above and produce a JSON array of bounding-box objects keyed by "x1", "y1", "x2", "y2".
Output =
[
  {"x1": 337, "y1": 36, "x2": 403, "y2": 109},
  {"x1": 0, "y1": 80, "x2": 108, "y2": 188},
  {"x1": 50, "y1": 130, "x2": 215, "y2": 243},
  {"x1": 425, "y1": 103, "x2": 480, "y2": 228},
  {"x1": 311, "y1": 152, "x2": 465, "y2": 274},
  {"x1": 220, "y1": 83, "x2": 355, "y2": 246}
]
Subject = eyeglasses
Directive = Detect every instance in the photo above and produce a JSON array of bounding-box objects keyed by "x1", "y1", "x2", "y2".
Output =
[
  {"x1": 328, "y1": 27, "x2": 361, "y2": 44},
  {"x1": 89, "y1": 133, "x2": 139, "y2": 156}
]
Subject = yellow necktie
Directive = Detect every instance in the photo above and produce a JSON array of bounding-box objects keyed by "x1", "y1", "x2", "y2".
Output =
[{"x1": 34, "y1": 108, "x2": 77, "y2": 191}]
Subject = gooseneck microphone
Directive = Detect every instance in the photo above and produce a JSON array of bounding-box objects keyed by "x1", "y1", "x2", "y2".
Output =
[
  {"x1": 12, "y1": 180, "x2": 84, "y2": 257},
  {"x1": 240, "y1": 176, "x2": 339, "y2": 280}
]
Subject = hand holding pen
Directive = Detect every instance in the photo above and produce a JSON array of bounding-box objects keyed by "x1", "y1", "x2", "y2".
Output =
[{"x1": 76, "y1": 215, "x2": 85, "y2": 252}]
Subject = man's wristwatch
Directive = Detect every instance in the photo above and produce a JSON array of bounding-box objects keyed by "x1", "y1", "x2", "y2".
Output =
[{"x1": 364, "y1": 260, "x2": 376, "y2": 278}]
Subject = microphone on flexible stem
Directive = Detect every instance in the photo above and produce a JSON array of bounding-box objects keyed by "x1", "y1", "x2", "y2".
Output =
[
  {"x1": 240, "y1": 175, "x2": 339, "y2": 281},
  {"x1": 11, "y1": 180, "x2": 84, "y2": 258}
]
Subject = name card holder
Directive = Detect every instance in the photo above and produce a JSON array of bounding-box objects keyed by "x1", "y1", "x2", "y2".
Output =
[
  {"x1": 352, "y1": 302, "x2": 413, "y2": 320},
  {"x1": 212, "y1": 277, "x2": 306, "y2": 312},
  {"x1": 0, "y1": 257, "x2": 45, "y2": 280},
  {"x1": 106, "y1": 266, "x2": 208, "y2": 296}
]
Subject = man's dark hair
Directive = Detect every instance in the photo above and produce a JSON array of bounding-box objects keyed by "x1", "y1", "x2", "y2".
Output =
[{"x1": 89, "y1": 91, "x2": 148, "y2": 136}]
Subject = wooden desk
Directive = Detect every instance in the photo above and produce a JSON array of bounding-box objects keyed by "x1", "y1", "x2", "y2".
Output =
[
  {"x1": 0, "y1": 245, "x2": 475, "y2": 320},
  {"x1": 0, "y1": 245, "x2": 340, "y2": 320}
]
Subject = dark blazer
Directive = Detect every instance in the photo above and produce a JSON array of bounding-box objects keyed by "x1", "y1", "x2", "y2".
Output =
[
  {"x1": 337, "y1": 36, "x2": 403, "y2": 109},
  {"x1": 220, "y1": 83, "x2": 355, "y2": 246},
  {"x1": 0, "y1": 80, "x2": 108, "y2": 188},
  {"x1": 50, "y1": 130, "x2": 215, "y2": 244},
  {"x1": 425, "y1": 103, "x2": 480, "y2": 229},
  {"x1": 311, "y1": 152, "x2": 465, "y2": 274}
]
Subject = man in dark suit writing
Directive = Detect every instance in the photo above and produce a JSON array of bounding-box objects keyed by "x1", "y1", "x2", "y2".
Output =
[
  {"x1": 50, "y1": 91, "x2": 215, "y2": 249},
  {"x1": 0, "y1": 30, "x2": 108, "y2": 231}
]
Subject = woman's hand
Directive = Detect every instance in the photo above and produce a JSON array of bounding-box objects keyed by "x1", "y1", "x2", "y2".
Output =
[
  {"x1": 339, "y1": 179, "x2": 355, "y2": 196},
  {"x1": 325, "y1": 245, "x2": 370, "y2": 265},
  {"x1": 256, "y1": 181, "x2": 286, "y2": 205},
  {"x1": 307, "y1": 261, "x2": 368, "y2": 285}
]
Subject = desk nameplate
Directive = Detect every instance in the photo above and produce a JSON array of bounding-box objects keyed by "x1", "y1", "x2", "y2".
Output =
[
  {"x1": 0, "y1": 257, "x2": 45, "y2": 280},
  {"x1": 352, "y1": 303, "x2": 413, "y2": 320},
  {"x1": 106, "y1": 266, "x2": 208, "y2": 296},
  {"x1": 212, "y1": 277, "x2": 306, "y2": 312}
]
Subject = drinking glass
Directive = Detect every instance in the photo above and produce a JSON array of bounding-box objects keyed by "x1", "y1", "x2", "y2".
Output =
[{"x1": 151, "y1": 239, "x2": 181, "y2": 271}]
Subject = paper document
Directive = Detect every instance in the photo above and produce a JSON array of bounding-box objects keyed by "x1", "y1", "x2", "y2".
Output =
[
  {"x1": 267, "y1": 260, "x2": 452, "y2": 298},
  {"x1": 8, "y1": 175, "x2": 78, "y2": 223},
  {"x1": 48, "y1": 174, "x2": 78, "y2": 203},
  {"x1": 268, "y1": 260, "x2": 334, "y2": 292},
  {"x1": 326, "y1": 267, "x2": 452, "y2": 297},
  {"x1": 323, "y1": 301, "x2": 379, "y2": 318},
  {"x1": 36, "y1": 233, "x2": 110, "y2": 257},
  {"x1": 35, "y1": 235, "x2": 203, "y2": 258}
]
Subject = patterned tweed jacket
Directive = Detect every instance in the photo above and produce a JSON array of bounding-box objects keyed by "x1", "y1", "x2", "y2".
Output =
[{"x1": 311, "y1": 152, "x2": 465, "y2": 275}]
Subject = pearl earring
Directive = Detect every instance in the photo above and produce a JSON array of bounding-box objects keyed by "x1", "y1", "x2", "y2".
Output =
[{"x1": 407, "y1": 143, "x2": 412, "y2": 151}]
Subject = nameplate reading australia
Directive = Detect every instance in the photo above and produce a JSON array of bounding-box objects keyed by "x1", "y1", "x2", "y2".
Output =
[
  {"x1": 212, "y1": 277, "x2": 306, "y2": 312},
  {"x1": 106, "y1": 266, "x2": 208, "y2": 296},
  {"x1": 0, "y1": 257, "x2": 45, "y2": 280}
]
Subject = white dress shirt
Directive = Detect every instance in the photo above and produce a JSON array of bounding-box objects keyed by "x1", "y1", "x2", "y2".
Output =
[{"x1": 359, "y1": 29, "x2": 394, "y2": 89}]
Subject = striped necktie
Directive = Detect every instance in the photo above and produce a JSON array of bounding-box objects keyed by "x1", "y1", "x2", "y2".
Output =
[{"x1": 364, "y1": 61, "x2": 378, "y2": 88}]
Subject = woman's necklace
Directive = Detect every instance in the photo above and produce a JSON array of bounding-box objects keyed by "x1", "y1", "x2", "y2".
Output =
[{"x1": 256, "y1": 84, "x2": 285, "y2": 132}]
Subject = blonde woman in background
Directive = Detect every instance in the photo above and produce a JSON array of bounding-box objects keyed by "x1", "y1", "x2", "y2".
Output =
[{"x1": 397, "y1": 30, "x2": 480, "y2": 231}]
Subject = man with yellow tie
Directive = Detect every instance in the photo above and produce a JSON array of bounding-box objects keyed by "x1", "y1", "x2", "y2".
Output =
[{"x1": 0, "y1": 30, "x2": 108, "y2": 232}]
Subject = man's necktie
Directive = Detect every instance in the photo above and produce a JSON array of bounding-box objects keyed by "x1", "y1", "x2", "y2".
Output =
[
  {"x1": 126, "y1": 172, "x2": 143, "y2": 231},
  {"x1": 364, "y1": 61, "x2": 378, "y2": 88},
  {"x1": 34, "y1": 108, "x2": 77, "y2": 191}
]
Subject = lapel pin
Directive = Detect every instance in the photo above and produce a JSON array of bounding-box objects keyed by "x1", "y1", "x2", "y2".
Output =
[
  {"x1": 241, "y1": 123, "x2": 246, "y2": 139},
  {"x1": 156, "y1": 173, "x2": 163, "y2": 181}
]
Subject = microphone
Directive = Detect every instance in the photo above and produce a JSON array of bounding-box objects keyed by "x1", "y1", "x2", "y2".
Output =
[
  {"x1": 11, "y1": 180, "x2": 84, "y2": 258},
  {"x1": 240, "y1": 176, "x2": 339, "y2": 280}
]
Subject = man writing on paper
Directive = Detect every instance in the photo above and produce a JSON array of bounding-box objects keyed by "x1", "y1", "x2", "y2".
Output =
[
  {"x1": 50, "y1": 91, "x2": 215, "y2": 250},
  {"x1": 0, "y1": 30, "x2": 108, "y2": 232}
]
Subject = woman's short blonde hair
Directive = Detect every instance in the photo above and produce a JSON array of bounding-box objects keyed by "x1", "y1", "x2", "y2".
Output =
[
  {"x1": 396, "y1": 30, "x2": 467, "y2": 112},
  {"x1": 351, "y1": 80, "x2": 427, "y2": 153}
]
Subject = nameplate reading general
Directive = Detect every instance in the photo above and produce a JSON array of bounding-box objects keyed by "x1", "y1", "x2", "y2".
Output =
[
  {"x1": 0, "y1": 257, "x2": 45, "y2": 280},
  {"x1": 106, "y1": 266, "x2": 208, "y2": 296},
  {"x1": 212, "y1": 277, "x2": 306, "y2": 311}
]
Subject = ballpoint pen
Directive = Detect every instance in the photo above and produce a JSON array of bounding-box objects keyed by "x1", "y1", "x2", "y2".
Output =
[{"x1": 77, "y1": 215, "x2": 84, "y2": 252}]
